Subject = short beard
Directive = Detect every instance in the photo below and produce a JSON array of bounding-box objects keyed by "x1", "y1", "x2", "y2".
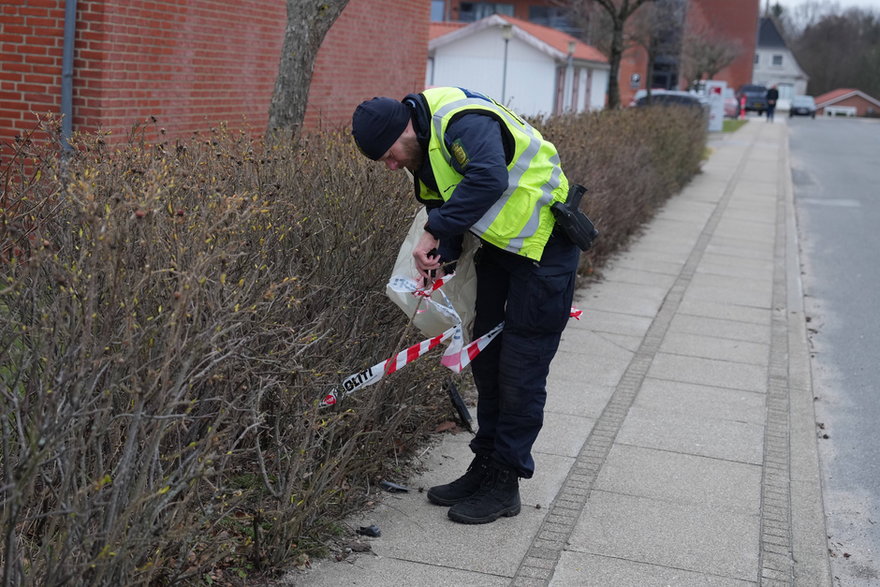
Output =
[{"x1": 400, "y1": 134, "x2": 424, "y2": 172}]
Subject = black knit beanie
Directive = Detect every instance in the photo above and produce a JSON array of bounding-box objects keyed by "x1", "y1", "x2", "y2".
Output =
[{"x1": 351, "y1": 97, "x2": 410, "y2": 160}]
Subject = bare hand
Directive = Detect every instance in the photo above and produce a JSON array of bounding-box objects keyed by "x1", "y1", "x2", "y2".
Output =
[{"x1": 413, "y1": 230, "x2": 441, "y2": 282}]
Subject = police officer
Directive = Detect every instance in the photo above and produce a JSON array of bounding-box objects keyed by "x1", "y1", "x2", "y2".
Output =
[{"x1": 351, "y1": 87, "x2": 579, "y2": 524}]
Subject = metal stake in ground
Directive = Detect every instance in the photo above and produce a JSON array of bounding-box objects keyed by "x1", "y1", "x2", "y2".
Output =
[{"x1": 445, "y1": 377, "x2": 474, "y2": 433}]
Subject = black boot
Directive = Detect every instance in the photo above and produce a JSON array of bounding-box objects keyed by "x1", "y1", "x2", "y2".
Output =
[
  {"x1": 447, "y1": 462, "x2": 521, "y2": 524},
  {"x1": 427, "y1": 454, "x2": 491, "y2": 506}
]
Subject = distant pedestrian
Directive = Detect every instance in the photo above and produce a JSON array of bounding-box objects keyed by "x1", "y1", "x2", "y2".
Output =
[{"x1": 766, "y1": 86, "x2": 779, "y2": 122}]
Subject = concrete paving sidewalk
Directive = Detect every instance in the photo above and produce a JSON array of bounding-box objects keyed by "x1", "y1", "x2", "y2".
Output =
[{"x1": 283, "y1": 118, "x2": 832, "y2": 586}]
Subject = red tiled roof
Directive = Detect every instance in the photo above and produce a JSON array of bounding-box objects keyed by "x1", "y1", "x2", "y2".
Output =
[
  {"x1": 814, "y1": 88, "x2": 857, "y2": 105},
  {"x1": 498, "y1": 16, "x2": 607, "y2": 63},
  {"x1": 814, "y1": 88, "x2": 880, "y2": 109},
  {"x1": 429, "y1": 21, "x2": 467, "y2": 41},
  {"x1": 430, "y1": 15, "x2": 607, "y2": 64}
]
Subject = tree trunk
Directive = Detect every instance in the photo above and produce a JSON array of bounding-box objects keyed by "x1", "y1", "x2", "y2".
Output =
[
  {"x1": 591, "y1": 0, "x2": 655, "y2": 110},
  {"x1": 268, "y1": 0, "x2": 350, "y2": 137},
  {"x1": 606, "y1": 17, "x2": 625, "y2": 109}
]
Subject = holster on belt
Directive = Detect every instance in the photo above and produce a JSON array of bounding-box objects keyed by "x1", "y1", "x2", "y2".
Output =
[{"x1": 550, "y1": 184, "x2": 599, "y2": 252}]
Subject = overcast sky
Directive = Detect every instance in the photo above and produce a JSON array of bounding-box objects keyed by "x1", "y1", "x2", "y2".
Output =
[{"x1": 776, "y1": 0, "x2": 880, "y2": 10}]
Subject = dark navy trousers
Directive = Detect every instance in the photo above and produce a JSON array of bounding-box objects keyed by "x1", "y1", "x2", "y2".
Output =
[{"x1": 469, "y1": 233, "x2": 579, "y2": 478}]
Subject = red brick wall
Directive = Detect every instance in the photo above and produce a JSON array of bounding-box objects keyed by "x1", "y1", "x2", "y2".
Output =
[
  {"x1": 818, "y1": 96, "x2": 880, "y2": 117},
  {"x1": 0, "y1": 0, "x2": 428, "y2": 144},
  {"x1": 74, "y1": 0, "x2": 286, "y2": 140},
  {"x1": 618, "y1": 49, "x2": 646, "y2": 108},
  {"x1": 689, "y1": 0, "x2": 758, "y2": 92},
  {"x1": 618, "y1": 0, "x2": 759, "y2": 106},
  {"x1": 303, "y1": 0, "x2": 429, "y2": 132},
  {"x1": 0, "y1": 0, "x2": 66, "y2": 144}
]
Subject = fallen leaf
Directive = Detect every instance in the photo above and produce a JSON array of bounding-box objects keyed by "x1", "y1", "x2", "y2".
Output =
[{"x1": 434, "y1": 420, "x2": 458, "y2": 433}]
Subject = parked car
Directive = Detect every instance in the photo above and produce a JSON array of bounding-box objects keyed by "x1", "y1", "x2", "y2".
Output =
[
  {"x1": 789, "y1": 95, "x2": 816, "y2": 118},
  {"x1": 629, "y1": 89, "x2": 708, "y2": 107},
  {"x1": 632, "y1": 90, "x2": 707, "y2": 110},
  {"x1": 736, "y1": 84, "x2": 768, "y2": 114}
]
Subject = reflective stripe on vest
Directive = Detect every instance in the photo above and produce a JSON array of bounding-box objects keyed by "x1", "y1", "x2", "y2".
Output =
[{"x1": 422, "y1": 87, "x2": 568, "y2": 260}]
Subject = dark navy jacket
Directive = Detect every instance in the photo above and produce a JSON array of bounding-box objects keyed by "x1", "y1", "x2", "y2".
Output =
[{"x1": 403, "y1": 92, "x2": 511, "y2": 263}]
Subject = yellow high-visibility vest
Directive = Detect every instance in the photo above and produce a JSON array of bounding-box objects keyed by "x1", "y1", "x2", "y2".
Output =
[{"x1": 416, "y1": 87, "x2": 569, "y2": 261}]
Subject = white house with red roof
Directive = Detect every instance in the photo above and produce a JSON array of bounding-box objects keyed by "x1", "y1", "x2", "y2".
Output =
[
  {"x1": 427, "y1": 15, "x2": 609, "y2": 116},
  {"x1": 814, "y1": 88, "x2": 880, "y2": 118},
  {"x1": 753, "y1": 16, "x2": 808, "y2": 111}
]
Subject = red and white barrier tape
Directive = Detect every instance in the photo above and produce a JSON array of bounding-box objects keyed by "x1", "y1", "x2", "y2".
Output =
[{"x1": 319, "y1": 274, "x2": 582, "y2": 407}]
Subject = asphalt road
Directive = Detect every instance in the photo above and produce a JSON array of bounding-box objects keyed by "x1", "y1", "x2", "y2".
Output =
[{"x1": 788, "y1": 115, "x2": 880, "y2": 586}]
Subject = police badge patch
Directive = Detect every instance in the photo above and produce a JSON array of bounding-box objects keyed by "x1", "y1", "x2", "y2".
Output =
[{"x1": 451, "y1": 138, "x2": 470, "y2": 169}]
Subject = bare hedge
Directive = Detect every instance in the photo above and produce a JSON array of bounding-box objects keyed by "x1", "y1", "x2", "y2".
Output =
[{"x1": 0, "y1": 106, "x2": 706, "y2": 585}]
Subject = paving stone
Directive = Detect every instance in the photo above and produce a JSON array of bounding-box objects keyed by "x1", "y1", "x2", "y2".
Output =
[
  {"x1": 548, "y1": 352, "x2": 630, "y2": 387},
  {"x1": 697, "y1": 260, "x2": 774, "y2": 282},
  {"x1": 719, "y1": 206, "x2": 776, "y2": 226},
  {"x1": 712, "y1": 220, "x2": 775, "y2": 246},
  {"x1": 682, "y1": 280, "x2": 773, "y2": 309},
  {"x1": 646, "y1": 352, "x2": 768, "y2": 393},
  {"x1": 667, "y1": 313, "x2": 772, "y2": 344},
  {"x1": 545, "y1": 380, "x2": 615, "y2": 419},
  {"x1": 705, "y1": 241, "x2": 775, "y2": 263},
  {"x1": 607, "y1": 254, "x2": 685, "y2": 276},
  {"x1": 532, "y1": 412, "x2": 595, "y2": 458},
  {"x1": 564, "y1": 307, "x2": 653, "y2": 338},
  {"x1": 701, "y1": 251, "x2": 774, "y2": 273},
  {"x1": 676, "y1": 298, "x2": 772, "y2": 325},
  {"x1": 558, "y1": 327, "x2": 638, "y2": 361},
  {"x1": 689, "y1": 272, "x2": 774, "y2": 301},
  {"x1": 654, "y1": 207, "x2": 715, "y2": 226},
  {"x1": 659, "y1": 330, "x2": 770, "y2": 365},
  {"x1": 615, "y1": 405, "x2": 765, "y2": 464},
  {"x1": 567, "y1": 491, "x2": 760, "y2": 580},
  {"x1": 523, "y1": 452, "x2": 576, "y2": 509},
  {"x1": 551, "y1": 552, "x2": 756, "y2": 586},
  {"x1": 578, "y1": 281, "x2": 670, "y2": 317},
  {"x1": 634, "y1": 378, "x2": 766, "y2": 424},
  {"x1": 599, "y1": 266, "x2": 679, "y2": 289},
  {"x1": 295, "y1": 556, "x2": 510, "y2": 586},
  {"x1": 595, "y1": 444, "x2": 762, "y2": 514}
]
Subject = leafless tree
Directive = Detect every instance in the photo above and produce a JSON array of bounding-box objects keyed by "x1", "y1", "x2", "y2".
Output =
[
  {"x1": 777, "y1": 0, "x2": 842, "y2": 36},
  {"x1": 267, "y1": 0, "x2": 350, "y2": 137},
  {"x1": 626, "y1": 0, "x2": 686, "y2": 99},
  {"x1": 567, "y1": 0, "x2": 657, "y2": 109},
  {"x1": 790, "y1": 6, "x2": 880, "y2": 98},
  {"x1": 679, "y1": 24, "x2": 742, "y2": 90}
]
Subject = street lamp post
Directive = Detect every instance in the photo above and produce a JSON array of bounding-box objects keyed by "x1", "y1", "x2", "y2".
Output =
[{"x1": 501, "y1": 23, "x2": 513, "y2": 104}]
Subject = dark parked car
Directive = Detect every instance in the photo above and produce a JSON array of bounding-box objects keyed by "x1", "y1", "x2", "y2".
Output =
[
  {"x1": 789, "y1": 95, "x2": 817, "y2": 118},
  {"x1": 736, "y1": 84, "x2": 768, "y2": 114},
  {"x1": 629, "y1": 89, "x2": 708, "y2": 108},
  {"x1": 634, "y1": 92, "x2": 705, "y2": 109}
]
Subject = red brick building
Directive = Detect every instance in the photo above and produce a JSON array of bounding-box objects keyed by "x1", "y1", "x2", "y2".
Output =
[
  {"x1": 0, "y1": 0, "x2": 428, "y2": 144},
  {"x1": 617, "y1": 0, "x2": 760, "y2": 106},
  {"x1": 815, "y1": 88, "x2": 880, "y2": 117}
]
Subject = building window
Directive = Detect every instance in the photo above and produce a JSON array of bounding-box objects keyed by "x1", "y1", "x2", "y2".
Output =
[
  {"x1": 754, "y1": 54, "x2": 759, "y2": 64},
  {"x1": 431, "y1": 0, "x2": 446, "y2": 21},
  {"x1": 529, "y1": 6, "x2": 578, "y2": 35},
  {"x1": 458, "y1": 2, "x2": 514, "y2": 22},
  {"x1": 772, "y1": 54, "x2": 783, "y2": 66}
]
